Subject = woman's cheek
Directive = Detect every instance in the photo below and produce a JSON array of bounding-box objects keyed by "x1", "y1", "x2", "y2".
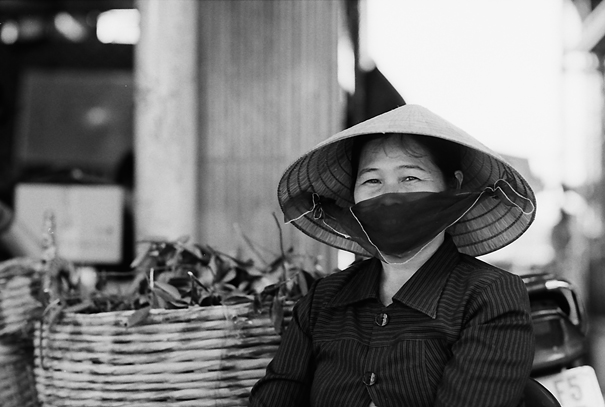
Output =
[{"x1": 353, "y1": 184, "x2": 372, "y2": 203}]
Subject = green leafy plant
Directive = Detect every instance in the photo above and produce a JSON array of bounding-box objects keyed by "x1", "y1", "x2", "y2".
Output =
[
  {"x1": 40, "y1": 214, "x2": 324, "y2": 333},
  {"x1": 124, "y1": 234, "x2": 321, "y2": 331}
]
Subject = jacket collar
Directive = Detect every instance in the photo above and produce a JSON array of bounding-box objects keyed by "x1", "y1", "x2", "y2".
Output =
[{"x1": 326, "y1": 235, "x2": 460, "y2": 319}]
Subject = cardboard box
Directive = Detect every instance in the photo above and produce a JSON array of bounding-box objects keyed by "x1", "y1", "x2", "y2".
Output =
[{"x1": 14, "y1": 183, "x2": 125, "y2": 264}]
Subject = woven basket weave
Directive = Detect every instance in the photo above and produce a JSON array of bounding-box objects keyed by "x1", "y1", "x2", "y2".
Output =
[
  {"x1": 0, "y1": 257, "x2": 42, "y2": 407},
  {"x1": 0, "y1": 339, "x2": 39, "y2": 407},
  {"x1": 0, "y1": 257, "x2": 43, "y2": 338},
  {"x1": 34, "y1": 301, "x2": 293, "y2": 407}
]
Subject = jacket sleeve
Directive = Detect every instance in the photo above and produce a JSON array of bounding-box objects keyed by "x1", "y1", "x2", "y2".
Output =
[
  {"x1": 248, "y1": 287, "x2": 316, "y2": 407},
  {"x1": 433, "y1": 273, "x2": 535, "y2": 407}
]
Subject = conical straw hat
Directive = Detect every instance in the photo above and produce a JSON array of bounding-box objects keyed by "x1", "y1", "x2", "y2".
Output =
[{"x1": 278, "y1": 104, "x2": 537, "y2": 257}]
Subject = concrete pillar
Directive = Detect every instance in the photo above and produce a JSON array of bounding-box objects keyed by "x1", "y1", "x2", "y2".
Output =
[
  {"x1": 197, "y1": 0, "x2": 342, "y2": 269},
  {"x1": 134, "y1": 0, "x2": 199, "y2": 242}
]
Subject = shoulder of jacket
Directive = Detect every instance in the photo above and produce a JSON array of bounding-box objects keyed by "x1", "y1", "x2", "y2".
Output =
[
  {"x1": 455, "y1": 253, "x2": 525, "y2": 289},
  {"x1": 305, "y1": 258, "x2": 371, "y2": 303}
]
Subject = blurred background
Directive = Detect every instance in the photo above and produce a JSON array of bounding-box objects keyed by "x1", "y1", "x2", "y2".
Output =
[{"x1": 1, "y1": 0, "x2": 605, "y2": 390}]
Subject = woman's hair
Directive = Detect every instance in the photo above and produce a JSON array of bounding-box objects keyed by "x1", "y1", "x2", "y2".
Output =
[{"x1": 349, "y1": 133, "x2": 463, "y2": 190}]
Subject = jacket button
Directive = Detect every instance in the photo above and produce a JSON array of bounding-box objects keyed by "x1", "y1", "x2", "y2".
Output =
[
  {"x1": 363, "y1": 372, "x2": 377, "y2": 386},
  {"x1": 375, "y1": 312, "x2": 389, "y2": 327}
]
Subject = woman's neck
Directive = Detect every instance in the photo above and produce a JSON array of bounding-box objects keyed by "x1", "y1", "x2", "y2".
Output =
[{"x1": 378, "y1": 232, "x2": 445, "y2": 306}]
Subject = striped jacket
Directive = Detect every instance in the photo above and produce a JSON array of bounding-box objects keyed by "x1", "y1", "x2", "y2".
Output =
[{"x1": 249, "y1": 235, "x2": 534, "y2": 407}]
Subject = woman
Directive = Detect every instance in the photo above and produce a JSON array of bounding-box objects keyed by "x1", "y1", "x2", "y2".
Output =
[{"x1": 249, "y1": 104, "x2": 536, "y2": 407}]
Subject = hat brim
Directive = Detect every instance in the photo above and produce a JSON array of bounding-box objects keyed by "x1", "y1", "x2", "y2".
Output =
[{"x1": 278, "y1": 104, "x2": 537, "y2": 257}]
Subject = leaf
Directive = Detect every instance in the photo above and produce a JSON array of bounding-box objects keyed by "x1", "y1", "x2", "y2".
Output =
[
  {"x1": 213, "y1": 247, "x2": 255, "y2": 270},
  {"x1": 125, "y1": 305, "x2": 151, "y2": 327},
  {"x1": 130, "y1": 244, "x2": 152, "y2": 268},
  {"x1": 188, "y1": 271, "x2": 209, "y2": 292},
  {"x1": 297, "y1": 270, "x2": 309, "y2": 297},
  {"x1": 219, "y1": 268, "x2": 237, "y2": 284},
  {"x1": 153, "y1": 281, "x2": 182, "y2": 301},
  {"x1": 151, "y1": 290, "x2": 165, "y2": 309},
  {"x1": 179, "y1": 250, "x2": 206, "y2": 266},
  {"x1": 165, "y1": 256, "x2": 180, "y2": 268},
  {"x1": 152, "y1": 284, "x2": 189, "y2": 309},
  {"x1": 212, "y1": 255, "x2": 237, "y2": 283},
  {"x1": 246, "y1": 267, "x2": 265, "y2": 277},
  {"x1": 165, "y1": 299, "x2": 189, "y2": 309},
  {"x1": 261, "y1": 282, "x2": 281, "y2": 297},
  {"x1": 219, "y1": 283, "x2": 238, "y2": 293},
  {"x1": 42, "y1": 298, "x2": 61, "y2": 317},
  {"x1": 200, "y1": 293, "x2": 222, "y2": 306},
  {"x1": 265, "y1": 254, "x2": 287, "y2": 274},
  {"x1": 175, "y1": 235, "x2": 191, "y2": 244},
  {"x1": 44, "y1": 300, "x2": 65, "y2": 331},
  {"x1": 124, "y1": 273, "x2": 148, "y2": 296},
  {"x1": 237, "y1": 281, "x2": 250, "y2": 292},
  {"x1": 194, "y1": 243, "x2": 214, "y2": 263},
  {"x1": 157, "y1": 242, "x2": 177, "y2": 260}
]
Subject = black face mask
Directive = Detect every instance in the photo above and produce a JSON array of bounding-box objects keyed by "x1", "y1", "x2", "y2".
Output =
[{"x1": 318, "y1": 191, "x2": 484, "y2": 261}]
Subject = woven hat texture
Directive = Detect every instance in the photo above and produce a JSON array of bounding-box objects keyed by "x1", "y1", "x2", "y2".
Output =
[{"x1": 278, "y1": 104, "x2": 536, "y2": 257}]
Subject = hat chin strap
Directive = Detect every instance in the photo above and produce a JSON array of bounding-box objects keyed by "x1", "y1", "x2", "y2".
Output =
[
  {"x1": 487, "y1": 179, "x2": 536, "y2": 215},
  {"x1": 375, "y1": 233, "x2": 444, "y2": 266},
  {"x1": 284, "y1": 193, "x2": 323, "y2": 224},
  {"x1": 285, "y1": 193, "x2": 353, "y2": 239},
  {"x1": 321, "y1": 219, "x2": 351, "y2": 239}
]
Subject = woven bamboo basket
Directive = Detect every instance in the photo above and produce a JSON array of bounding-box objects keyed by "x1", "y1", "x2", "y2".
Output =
[
  {"x1": 34, "y1": 301, "x2": 293, "y2": 407},
  {"x1": 0, "y1": 257, "x2": 42, "y2": 407},
  {"x1": 0, "y1": 339, "x2": 40, "y2": 407},
  {"x1": 0, "y1": 257, "x2": 43, "y2": 338}
]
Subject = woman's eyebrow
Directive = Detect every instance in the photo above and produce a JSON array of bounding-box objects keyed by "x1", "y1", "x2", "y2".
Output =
[
  {"x1": 396, "y1": 164, "x2": 427, "y2": 172},
  {"x1": 357, "y1": 164, "x2": 426, "y2": 177},
  {"x1": 357, "y1": 167, "x2": 378, "y2": 177}
]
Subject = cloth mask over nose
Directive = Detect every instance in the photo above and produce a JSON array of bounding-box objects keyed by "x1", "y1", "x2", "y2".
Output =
[{"x1": 318, "y1": 191, "x2": 484, "y2": 261}]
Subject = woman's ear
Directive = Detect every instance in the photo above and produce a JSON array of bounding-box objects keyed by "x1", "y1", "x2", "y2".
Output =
[{"x1": 454, "y1": 170, "x2": 464, "y2": 189}]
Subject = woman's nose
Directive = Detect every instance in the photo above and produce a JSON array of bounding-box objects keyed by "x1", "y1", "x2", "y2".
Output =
[{"x1": 384, "y1": 181, "x2": 404, "y2": 194}]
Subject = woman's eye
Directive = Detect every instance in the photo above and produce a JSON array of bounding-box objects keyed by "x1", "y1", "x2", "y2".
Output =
[
  {"x1": 362, "y1": 178, "x2": 380, "y2": 185},
  {"x1": 402, "y1": 176, "x2": 420, "y2": 182}
]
